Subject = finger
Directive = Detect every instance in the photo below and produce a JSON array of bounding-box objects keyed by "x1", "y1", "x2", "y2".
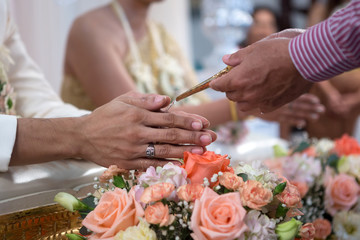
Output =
[
  {"x1": 143, "y1": 111, "x2": 207, "y2": 131},
  {"x1": 126, "y1": 158, "x2": 182, "y2": 171},
  {"x1": 138, "y1": 127, "x2": 214, "y2": 146},
  {"x1": 138, "y1": 144, "x2": 205, "y2": 159},
  {"x1": 222, "y1": 49, "x2": 245, "y2": 66},
  {"x1": 170, "y1": 111, "x2": 211, "y2": 129},
  {"x1": 117, "y1": 92, "x2": 171, "y2": 111},
  {"x1": 210, "y1": 68, "x2": 244, "y2": 92}
]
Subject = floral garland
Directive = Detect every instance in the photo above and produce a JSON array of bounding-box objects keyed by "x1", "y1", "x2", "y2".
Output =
[
  {"x1": 265, "y1": 134, "x2": 360, "y2": 239},
  {"x1": 55, "y1": 151, "x2": 316, "y2": 240},
  {"x1": 0, "y1": 45, "x2": 16, "y2": 115}
]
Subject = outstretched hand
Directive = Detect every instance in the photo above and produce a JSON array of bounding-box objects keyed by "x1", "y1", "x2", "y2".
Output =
[
  {"x1": 79, "y1": 92, "x2": 217, "y2": 170},
  {"x1": 210, "y1": 34, "x2": 312, "y2": 113}
]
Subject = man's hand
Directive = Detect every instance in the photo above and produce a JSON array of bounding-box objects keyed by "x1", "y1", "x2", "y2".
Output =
[
  {"x1": 78, "y1": 92, "x2": 217, "y2": 170},
  {"x1": 210, "y1": 37, "x2": 313, "y2": 113}
]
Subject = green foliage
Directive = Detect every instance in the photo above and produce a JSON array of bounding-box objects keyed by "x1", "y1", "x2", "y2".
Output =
[
  {"x1": 113, "y1": 175, "x2": 130, "y2": 191},
  {"x1": 326, "y1": 154, "x2": 339, "y2": 172},
  {"x1": 276, "y1": 203, "x2": 289, "y2": 218},
  {"x1": 237, "y1": 173, "x2": 248, "y2": 182},
  {"x1": 291, "y1": 141, "x2": 311, "y2": 155},
  {"x1": 273, "y1": 182, "x2": 287, "y2": 196}
]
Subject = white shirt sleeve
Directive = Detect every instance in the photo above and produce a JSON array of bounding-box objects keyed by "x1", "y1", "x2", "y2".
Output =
[{"x1": 0, "y1": 115, "x2": 16, "y2": 172}]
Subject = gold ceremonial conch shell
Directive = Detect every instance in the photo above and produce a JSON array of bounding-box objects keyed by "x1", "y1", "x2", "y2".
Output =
[{"x1": 165, "y1": 65, "x2": 233, "y2": 111}]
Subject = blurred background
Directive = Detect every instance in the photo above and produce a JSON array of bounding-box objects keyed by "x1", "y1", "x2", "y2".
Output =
[{"x1": 9, "y1": 0, "x2": 359, "y2": 148}]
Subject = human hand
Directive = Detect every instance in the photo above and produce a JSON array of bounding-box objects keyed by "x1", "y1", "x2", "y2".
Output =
[
  {"x1": 262, "y1": 28, "x2": 305, "y2": 41},
  {"x1": 259, "y1": 94, "x2": 325, "y2": 127},
  {"x1": 77, "y1": 92, "x2": 216, "y2": 170},
  {"x1": 210, "y1": 38, "x2": 313, "y2": 112}
]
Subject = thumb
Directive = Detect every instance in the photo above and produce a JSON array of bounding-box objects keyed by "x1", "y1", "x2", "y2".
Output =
[
  {"x1": 222, "y1": 49, "x2": 245, "y2": 66},
  {"x1": 117, "y1": 92, "x2": 171, "y2": 111}
]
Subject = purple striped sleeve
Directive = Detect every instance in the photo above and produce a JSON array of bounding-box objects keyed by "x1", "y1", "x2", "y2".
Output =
[{"x1": 289, "y1": 0, "x2": 360, "y2": 82}]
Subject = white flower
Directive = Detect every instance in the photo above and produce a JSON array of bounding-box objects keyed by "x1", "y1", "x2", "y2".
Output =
[
  {"x1": 54, "y1": 192, "x2": 88, "y2": 212},
  {"x1": 115, "y1": 218, "x2": 157, "y2": 240},
  {"x1": 315, "y1": 138, "x2": 334, "y2": 155},
  {"x1": 338, "y1": 155, "x2": 360, "y2": 180},
  {"x1": 333, "y1": 211, "x2": 360, "y2": 240},
  {"x1": 244, "y1": 210, "x2": 277, "y2": 240}
]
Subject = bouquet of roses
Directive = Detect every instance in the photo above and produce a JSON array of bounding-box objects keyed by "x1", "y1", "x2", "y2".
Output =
[
  {"x1": 55, "y1": 151, "x2": 315, "y2": 240},
  {"x1": 265, "y1": 134, "x2": 360, "y2": 240}
]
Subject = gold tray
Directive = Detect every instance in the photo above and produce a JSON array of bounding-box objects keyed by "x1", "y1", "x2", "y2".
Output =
[{"x1": 0, "y1": 204, "x2": 82, "y2": 240}]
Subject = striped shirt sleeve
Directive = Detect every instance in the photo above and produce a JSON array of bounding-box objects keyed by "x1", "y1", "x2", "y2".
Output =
[{"x1": 289, "y1": 0, "x2": 360, "y2": 82}]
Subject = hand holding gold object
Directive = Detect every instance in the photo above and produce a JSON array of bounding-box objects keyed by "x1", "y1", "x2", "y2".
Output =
[{"x1": 165, "y1": 66, "x2": 233, "y2": 111}]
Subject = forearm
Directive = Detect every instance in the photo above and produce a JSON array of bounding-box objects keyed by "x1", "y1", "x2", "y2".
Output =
[
  {"x1": 289, "y1": 0, "x2": 360, "y2": 82},
  {"x1": 10, "y1": 117, "x2": 83, "y2": 166}
]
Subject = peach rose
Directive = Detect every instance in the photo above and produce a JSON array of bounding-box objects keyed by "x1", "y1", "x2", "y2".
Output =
[
  {"x1": 334, "y1": 134, "x2": 360, "y2": 155},
  {"x1": 325, "y1": 173, "x2": 359, "y2": 215},
  {"x1": 144, "y1": 202, "x2": 175, "y2": 227},
  {"x1": 100, "y1": 165, "x2": 127, "y2": 183},
  {"x1": 299, "y1": 223, "x2": 316, "y2": 240},
  {"x1": 140, "y1": 182, "x2": 175, "y2": 204},
  {"x1": 182, "y1": 151, "x2": 233, "y2": 187},
  {"x1": 82, "y1": 188, "x2": 144, "y2": 240},
  {"x1": 191, "y1": 187, "x2": 248, "y2": 240},
  {"x1": 177, "y1": 183, "x2": 205, "y2": 202},
  {"x1": 277, "y1": 183, "x2": 302, "y2": 208},
  {"x1": 239, "y1": 180, "x2": 272, "y2": 210},
  {"x1": 219, "y1": 172, "x2": 244, "y2": 190},
  {"x1": 312, "y1": 218, "x2": 332, "y2": 240},
  {"x1": 291, "y1": 181, "x2": 309, "y2": 198}
]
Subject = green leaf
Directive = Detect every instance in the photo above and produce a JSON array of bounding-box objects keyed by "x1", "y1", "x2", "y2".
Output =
[
  {"x1": 0, "y1": 82, "x2": 4, "y2": 92},
  {"x1": 7, "y1": 98, "x2": 13, "y2": 109},
  {"x1": 113, "y1": 175, "x2": 126, "y2": 189},
  {"x1": 291, "y1": 141, "x2": 311, "y2": 154},
  {"x1": 66, "y1": 233, "x2": 87, "y2": 240},
  {"x1": 273, "y1": 145, "x2": 288, "y2": 157},
  {"x1": 273, "y1": 182, "x2": 287, "y2": 196},
  {"x1": 327, "y1": 153, "x2": 339, "y2": 171},
  {"x1": 237, "y1": 173, "x2": 248, "y2": 182},
  {"x1": 276, "y1": 203, "x2": 289, "y2": 218}
]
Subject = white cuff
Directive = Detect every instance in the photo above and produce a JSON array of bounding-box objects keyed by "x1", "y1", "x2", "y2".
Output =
[{"x1": 0, "y1": 115, "x2": 17, "y2": 172}]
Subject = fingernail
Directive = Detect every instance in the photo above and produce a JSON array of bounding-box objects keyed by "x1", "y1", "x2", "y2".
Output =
[
  {"x1": 192, "y1": 121, "x2": 203, "y2": 130},
  {"x1": 311, "y1": 114, "x2": 318, "y2": 119},
  {"x1": 200, "y1": 134, "x2": 212, "y2": 144},
  {"x1": 154, "y1": 95, "x2": 165, "y2": 103},
  {"x1": 191, "y1": 148, "x2": 204, "y2": 155},
  {"x1": 223, "y1": 54, "x2": 231, "y2": 62}
]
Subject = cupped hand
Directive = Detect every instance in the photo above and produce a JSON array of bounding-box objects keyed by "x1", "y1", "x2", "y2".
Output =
[
  {"x1": 260, "y1": 94, "x2": 325, "y2": 127},
  {"x1": 210, "y1": 38, "x2": 313, "y2": 113},
  {"x1": 78, "y1": 92, "x2": 216, "y2": 170}
]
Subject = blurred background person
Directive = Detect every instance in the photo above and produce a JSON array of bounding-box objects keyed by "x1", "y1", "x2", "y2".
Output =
[{"x1": 60, "y1": 0, "x2": 323, "y2": 134}]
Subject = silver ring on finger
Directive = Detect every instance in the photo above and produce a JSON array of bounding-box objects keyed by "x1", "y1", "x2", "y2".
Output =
[{"x1": 146, "y1": 143, "x2": 155, "y2": 158}]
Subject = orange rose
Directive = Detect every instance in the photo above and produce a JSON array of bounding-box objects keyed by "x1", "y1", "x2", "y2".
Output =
[
  {"x1": 277, "y1": 183, "x2": 302, "y2": 208},
  {"x1": 239, "y1": 180, "x2": 272, "y2": 210},
  {"x1": 182, "y1": 151, "x2": 233, "y2": 187},
  {"x1": 191, "y1": 187, "x2": 248, "y2": 240},
  {"x1": 219, "y1": 172, "x2": 244, "y2": 190},
  {"x1": 99, "y1": 165, "x2": 127, "y2": 183},
  {"x1": 140, "y1": 182, "x2": 175, "y2": 204},
  {"x1": 335, "y1": 134, "x2": 360, "y2": 155},
  {"x1": 82, "y1": 188, "x2": 144, "y2": 239},
  {"x1": 325, "y1": 173, "x2": 359, "y2": 215},
  {"x1": 299, "y1": 223, "x2": 316, "y2": 240},
  {"x1": 177, "y1": 183, "x2": 204, "y2": 202},
  {"x1": 144, "y1": 202, "x2": 175, "y2": 227},
  {"x1": 312, "y1": 218, "x2": 332, "y2": 240},
  {"x1": 291, "y1": 181, "x2": 309, "y2": 198},
  {"x1": 302, "y1": 146, "x2": 316, "y2": 157}
]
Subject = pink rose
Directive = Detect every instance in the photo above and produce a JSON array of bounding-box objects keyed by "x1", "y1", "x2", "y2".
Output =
[
  {"x1": 177, "y1": 183, "x2": 205, "y2": 202},
  {"x1": 82, "y1": 188, "x2": 144, "y2": 240},
  {"x1": 277, "y1": 183, "x2": 302, "y2": 208},
  {"x1": 144, "y1": 202, "x2": 175, "y2": 227},
  {"x1": 313, "y1": 218, "x2": 332, "y2": 240},
  {"x1": 219, "y1": 172, "x2": 244, "y2": 190},
  {"x1": 191, "y1": 187, "x2": 248, "y2": 240},
  {"x1": 299, "y1": 223, "x2": 316, "y2": 240},
  {"x1": 239, "y1": 180, "x2": 272, "y2": 210},
  {"x1": 140, "y1": 182, "x2": 175, "y2": 204},
  {"x1": 291, "y1": 181, "x2": 309, "y2": 198},
  {"x1": 325, "y1": 173, "x2": 359, "y2": 215}
]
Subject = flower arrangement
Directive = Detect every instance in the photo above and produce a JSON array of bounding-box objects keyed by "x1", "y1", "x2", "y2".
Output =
[
  {"x1": 265, "y1": 134, "x2": 360, "y2": 240},
  {"x1": 55, "y1": 151, "x2": 314, "y2": 240},
  {"x1": 0, "y1": 46, "x2": 16, "y2": 115}
]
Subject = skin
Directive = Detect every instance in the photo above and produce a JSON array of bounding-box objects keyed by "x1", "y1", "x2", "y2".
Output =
[
  {"x1": 10, "y1": 92, "x2": 216, "y2": 170},
  {"x1": 64, "y1": 0, "x2": 323, "y2": 128},
  {"x1": 210, "y1": 30, "x2": 313, "y2": 113}
]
